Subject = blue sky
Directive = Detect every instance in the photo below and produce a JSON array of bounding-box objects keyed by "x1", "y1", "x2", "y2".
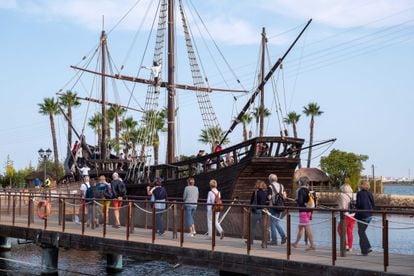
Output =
[{"x1": 0, "y1": 0, "x2": 413, "y2": 179}]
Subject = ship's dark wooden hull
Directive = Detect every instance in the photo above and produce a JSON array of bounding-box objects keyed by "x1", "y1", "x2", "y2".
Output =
[{"x1": 125, "y1": 136, "x2": 304, "y2": 200}]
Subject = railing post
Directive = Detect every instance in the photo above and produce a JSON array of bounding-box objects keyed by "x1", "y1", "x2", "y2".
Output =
[
  {"x1": 12, "y1": 195, "x2": 16, "y2": 226},
  {"x1": 130, "y1": 201, "x2": 135, "y2": 234},
  {"x1": 103, "y1": 203, "x2": 107, "y2": 238},
  {"x1": 7, "y1": 191, "x2": 11, "y2": 215},
  {"x1": 144, "y1": 200, "x2": 148, "y2": 229},
  {"x1": 172, "y1": 201, "x2": 177, "y2": 239},
  {"x1": 126, "y1": 202, "x2": 131, "y2": 241},
  {"x1": 19, "y1": 191, "x2": 22, "y2": 216},
  {"x1": 262, "y1": 210, "x2": 268, "y2": 248},
  {"x1": 339, "y1": 211, "x2": 346, "y2": 257},
  {"x1": 0, "y1": 194, "x2": 2, "y2": 221},
  {"x1": 27, "y1": 195, "x2": 31, "y2": 227},
  {"x1": 58, "y1": 195, "x2": 62, "y2": 226},
  {"x1": 287, "y1": 210, "x2": 291, "y2": 260},
  {"x1": 384, "y1": 218, "x2": 389, "y2": 272},
  {"x1": 212, "y1": 209, "x2": 216, "y2": 252},
  {"x1": 331, "y1": 211, "x2": 336, "y2": 266},
  {"x1": 247, "y1": 207, "x2": 251, "y2": 255},
  {"x1": 81, "y1": 202, "x2": 85, "y2": 235},
  {"x1": 152, "y1": 204, "x2": 156, "y2": 243},
  {"x1": 180, "y1": 203, "x2": 184, "y2": 247},
  {"x1": 62, "y1": 198, "x2": 66, "y2": 233}
]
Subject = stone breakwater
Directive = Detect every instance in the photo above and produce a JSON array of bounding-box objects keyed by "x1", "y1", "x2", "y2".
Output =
[{"x1": 318, "y1": 192, "x2": 414, "y2": 207}]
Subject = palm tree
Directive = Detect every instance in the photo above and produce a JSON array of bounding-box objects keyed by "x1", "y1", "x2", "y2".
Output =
[
  {"x1": 284, "y1": 111, "x2": 301, "y2": 168},
  {"x1": 88, "y1": 112, "x2": 102, "y2": 148},
  {"x1": 38, "y1": 97, "x2": 60, "y2": 169},
  {"x1": 108, "y1": 106, "x2": 126, "y2": 155},
  {"x1": 121, "y1": 116, "x2": 138, "y2": 153},
  {"x1": 253, "y1": 107, "x2": 271, "y2": 136},
  {"x1": 284, "y1": 112, "x2": 301, "y2": 138},
  {"x1": 303, "y1": 102, "x2": 324, "y2": 168},
  {"x1": 59, "y1": 90, "x2": 81, "y2": 157},
  {"x1": 240, "y1": 113, "x2": 253, "y2": 141},
  {"x1": 199, "y1": 127, "x2": 229, "y2": 152},
  {"x1": 141, "y1": 108, "x2": 167, "y2": 165}
]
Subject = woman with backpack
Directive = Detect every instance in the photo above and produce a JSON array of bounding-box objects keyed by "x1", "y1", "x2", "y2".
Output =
[
  {"x1": 292, "y1": 176, "x2": 316, "y2": 251},
  {"x1": 206, "y1": 179, "x2": 224, "y2": 240},
  {"x1": 337, "y1": 181, "x2": 356, "y2": 251}
]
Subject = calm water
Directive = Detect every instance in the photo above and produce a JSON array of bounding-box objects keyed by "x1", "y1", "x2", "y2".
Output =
[
  {"x1": 383, "y1": 184, "x2": 414, "y2": 195},
  {"x1": 1, "y1": 185, "x2": 413, "y2": 275}
]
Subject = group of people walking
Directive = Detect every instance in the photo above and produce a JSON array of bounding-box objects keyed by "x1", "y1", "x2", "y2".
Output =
[
  {"x1": 77, "y1": 172, "x2": 127, "y2": 229},
  {"x1": 76, "y1": 170, "x2": 375, "y2": 257}
]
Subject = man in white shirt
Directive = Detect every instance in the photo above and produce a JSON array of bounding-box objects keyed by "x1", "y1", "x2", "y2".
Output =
[{"x1": 79, "y1": 165, "x2": 90, "y2": 177}]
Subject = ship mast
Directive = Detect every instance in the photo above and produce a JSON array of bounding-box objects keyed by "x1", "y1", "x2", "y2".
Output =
[
  {"x1": 100, "y1": 30, "x2": 108, "y2": 161},
  {"x1": 167, "y1": 0, "x2": 176, "y2": 164},
  {"x1": 259, "y1": 27, "x2": 266, "y2": 137}
]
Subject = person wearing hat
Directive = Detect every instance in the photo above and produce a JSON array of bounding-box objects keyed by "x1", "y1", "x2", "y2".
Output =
[{"x1": 292, "y1": 176, "x2": 316, "y2": 251}]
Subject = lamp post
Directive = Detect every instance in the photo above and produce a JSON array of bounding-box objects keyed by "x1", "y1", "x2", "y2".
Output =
[{"x1": 38, "y1": 148, "x2": 52, "y2": 184}]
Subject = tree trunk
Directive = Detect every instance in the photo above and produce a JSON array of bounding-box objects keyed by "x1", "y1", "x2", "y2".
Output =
[
  {"x1": 49, "y1": 113, "x2": 59, "y2": 175},
  {"x1": 67, "y1": 107, "x2": 72, "y2": 157},
  {"x1": 293, "y1": 123, "x2": 301, "y2": 169},
  {"x1": 115, "y1": 116, "x2": 120, "y2": 155},
  {"x1": 307, "y1": 117, "x2": 314, "y2": 168}
]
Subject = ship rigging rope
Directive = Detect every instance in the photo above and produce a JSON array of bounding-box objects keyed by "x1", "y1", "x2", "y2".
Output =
[
  {"x1": 188, "y1": 0, "x2": 247, "y2": 92},
  {"x1": 179, "y1": 0, "x2": 221, "y2": 137}
]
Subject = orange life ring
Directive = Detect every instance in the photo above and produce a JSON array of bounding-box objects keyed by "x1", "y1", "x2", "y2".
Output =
[{"x1": 37, "y1": 200, "x2": 51, "y2": 219}]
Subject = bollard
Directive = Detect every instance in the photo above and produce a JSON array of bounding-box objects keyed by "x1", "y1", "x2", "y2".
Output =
[
  {"x1": 0, "y1": 237, "x2": 11, "y2": 252},
  {"x1": 180, "y1": 204, "x2": 184, "y2": 247},
  {"x1": 331, "y1": 212, "x2": 336, "y2": 266},
  {"x1": 107, "y1": 253, "x2": 123, "y2": 273},
  {"x1": 41, "y1": 244, "x2": 59, "y2": 275}
]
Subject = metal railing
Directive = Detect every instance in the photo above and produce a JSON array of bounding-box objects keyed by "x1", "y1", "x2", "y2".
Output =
[{"x1": 0, "y1": 191, "x2": 413, "y2": 273}]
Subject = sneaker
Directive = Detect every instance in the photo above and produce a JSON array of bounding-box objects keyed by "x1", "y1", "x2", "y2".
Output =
[
  {"x1": 367, "y1": 248, "x2": 373, "y2": 254},
  {"x1": 281, "y1": 237, "x2": 287, "y2": 245},
  {"x1": 346, "y1": 248, "x2": 352, "y2": 252},
  {"x1": 112, "y1": 224, "x2": 121, "y2": 229},
  {"x1": 192, "y1": 231, "x2": 197, "y2": 236},
  {"x1": 158, "y1": 232, "x2": 165, "y2": 236},
  {"x1": 357, "y1": 252, "x2": 368, "y2": 256},
  {"x1": 267, "y1": 241, "x2": 278, "y2": 246},
  {"x1": 186, "y1": 233, "x2": 195, "y2": 237}
]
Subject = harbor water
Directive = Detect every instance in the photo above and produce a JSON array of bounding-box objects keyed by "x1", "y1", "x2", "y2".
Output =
[{"x1": 0, "y1": 184, "x2": 412, "y2": 275}]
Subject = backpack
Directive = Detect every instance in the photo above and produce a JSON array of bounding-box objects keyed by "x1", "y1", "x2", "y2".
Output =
[
  {"x1": 305, "y1": 191, "x2": 315, "y2": 208},
  {"x1": 103, "y1": 184, "x2": 113, "y2": 199},
  {"x1": 83, "y1": 183, "x2": 93, "y2": 200},
  {"x1": 270, "y1": 183, "x2": 285, "y2": 207},
  {"x1": 347, "y1": 194, "x2": 356, "y2": 214},
  {"x1": 212, "y1": 191, "x2": 224, "y2": 212}
]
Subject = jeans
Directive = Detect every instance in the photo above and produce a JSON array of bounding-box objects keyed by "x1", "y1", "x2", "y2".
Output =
[
  {"x1": 357, "y1": 217, "x2": 372, "y2": 254},
  {"x1": 250, "y1": 210, "x2": 263, "y2": 241},
  {"x1": 156, "y1": 209, "x2": 164, "y2": 234},
  {"x1": 184, "y1": 205, "x2": 197, "y2": 228},
  {"x1": 270, "y1": 211, "x2": 286, "y2": 242},
  {"x1": 207, "y1": 209, "x2": 223, "y2": 237}
]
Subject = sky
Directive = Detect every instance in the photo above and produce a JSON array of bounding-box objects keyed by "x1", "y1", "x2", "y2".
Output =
[{"x1": 0, "y1": 0, "x2": 413, "y2": 179}]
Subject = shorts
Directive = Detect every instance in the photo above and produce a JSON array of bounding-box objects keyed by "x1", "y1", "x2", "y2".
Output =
[
  {"x1": 112, "y1": 200, "x2": 123, "y2": 208},
  {"x1": 299, "y1": 211, "x2": 311, "y2": 225}
]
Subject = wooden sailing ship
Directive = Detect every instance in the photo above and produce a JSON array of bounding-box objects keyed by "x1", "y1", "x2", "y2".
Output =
[{"x1": 61, "y1": 0, "x2": 314, "y2": 200}]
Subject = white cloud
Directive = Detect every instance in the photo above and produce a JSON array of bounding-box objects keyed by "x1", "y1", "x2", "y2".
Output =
[
  {"x1": 259, "y1": 0, "x2": 414, "y2": 28},
  {"x1": 0, "y1": 0, "x2": 17, "y2": 9}
]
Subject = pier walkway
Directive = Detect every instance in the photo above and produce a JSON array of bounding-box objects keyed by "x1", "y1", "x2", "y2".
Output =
[{"x1": 0, "y1": 191, "x2": 413, "y2": 275}]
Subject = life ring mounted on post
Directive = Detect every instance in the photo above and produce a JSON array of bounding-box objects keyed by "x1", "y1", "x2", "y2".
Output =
[{"x1": 37, "y1": 200, "x2": 51, "y2": 219}]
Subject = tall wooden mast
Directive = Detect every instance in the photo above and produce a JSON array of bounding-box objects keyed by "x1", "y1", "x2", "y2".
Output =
[
  {"x1": 259, "y1": 27, "x2": 266, "y2": 137},
  {"x1": 167, "y1": 0, "x2": 176, "y2": 164},
  {"x1": 100, "y1": 30, "x2": 107, "y2": 160}
]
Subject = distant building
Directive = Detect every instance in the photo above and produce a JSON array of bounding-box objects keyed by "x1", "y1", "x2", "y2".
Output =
[{"x1": 294, "y1": 168, "x2": 331, "y2": 191}]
